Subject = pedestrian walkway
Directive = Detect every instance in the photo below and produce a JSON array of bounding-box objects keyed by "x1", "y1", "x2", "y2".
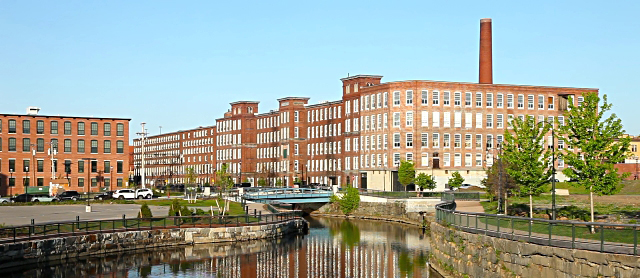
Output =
[{"x1": 455, "y1": 201, "x2": 485, "y2": 213}]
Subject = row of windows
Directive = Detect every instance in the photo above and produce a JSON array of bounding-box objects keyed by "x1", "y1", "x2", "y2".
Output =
[
  {"x1": 6, "y1": 177, "x2": 125, "y2": 188},
  {"x1": 0, "y1": 120, "x2": 124, "y2": 136},
  {"x1": 0, "y1": 138, "x2": 124, "y2": 154},
  {"x1": 3, "y1": 159, "x2": 125, "y2": 174},
  {"x1": 307, "y1": 106, "x2": 342, "y2": 123}
]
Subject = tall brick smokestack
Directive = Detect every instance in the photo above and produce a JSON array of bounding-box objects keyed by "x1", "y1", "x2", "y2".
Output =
[{"x1": 479, "y1": 18, "x2": 493, "y2": 84}]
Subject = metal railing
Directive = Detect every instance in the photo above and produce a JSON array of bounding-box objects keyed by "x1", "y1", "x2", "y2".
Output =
[
  {"x1": 0, "y1": 211, "x2": 302, "y2": 245},
  {"x1": 436, "y1": 201, "x2": 640, "y2": 255},
  {"x1": 354, "y1": 189, "x2": 482, "y2": 200}
]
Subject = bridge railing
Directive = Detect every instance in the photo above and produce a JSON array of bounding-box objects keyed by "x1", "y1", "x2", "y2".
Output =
[
  {"x1": 435, "y1": 201, "x2": 640, "y2": 255},
  {"x1": 243, "y1": 188, "x2": 333, "y2": 199},
  {"x1": 0, "y1": 210, "x2": 303, "y2": 245}
]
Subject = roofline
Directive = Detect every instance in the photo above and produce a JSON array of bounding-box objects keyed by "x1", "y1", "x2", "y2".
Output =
[
  {"x1": 0, "y1": 113, "x2": 131, "y2": 121},
  {"x1": 366, "y1": 80, "x2": 598, "y2": 91},
  {"x1": 229, "y1": 101, "x2": 260, "y2": 105},
  {"x1": 135, "y1": 125, "x2": 217, "y2": 140},
  {"x1": 276, "y1": 97, "x2": 310, "y2": 102},
  {"x1": 305, "y1": 100, "x2": 343, "y2": 108},
  {"x1": 340, "y1": 75, "x2": 384, "y2": 81}
]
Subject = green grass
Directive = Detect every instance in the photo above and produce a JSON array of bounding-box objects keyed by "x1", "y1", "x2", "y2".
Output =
[
  {"x1": 545, "y1": 180, "x2": 640, "y2": 195},
  {"x1": 143, "y1": 199, "x2": 246, "y2": 215}
]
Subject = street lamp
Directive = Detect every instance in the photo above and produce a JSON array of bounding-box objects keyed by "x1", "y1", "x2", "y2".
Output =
[
  {"x1": 548, "y1": 129, "x2": 557, "y2": 220},
  {"x1": 635, "y1": 156, "x2": 639, "y2": 180},
  {"x1": 82, "y1": 158, "x2": 95, "y2": 211},
  {"x1": 110, "y1": 166, "x2": 114, "y2": 191}
]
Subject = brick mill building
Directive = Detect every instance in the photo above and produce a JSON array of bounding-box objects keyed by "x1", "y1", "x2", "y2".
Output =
[
  {"x1": 133, "y1": 19, "x2": 597, "y2": 191},
  {"x1": 0, "y1": 107, "x2": 131, "y2": 196}
]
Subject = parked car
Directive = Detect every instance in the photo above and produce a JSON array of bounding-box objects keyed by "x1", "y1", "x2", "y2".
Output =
[
  {"x1": 94, "y1": 191, "x2": 114, "y2": 200},
  {"x1": 31, "y1": 194, "x2": 56, "y2": 202},
  {"x1": 112, "y1": 189, "x2": 153, "y2": 200},
  {"x1": 10, "y1": 194, "x2": 33, "y2": 203},
  {"x1": 0, "y1": 197, "x2": 9, "y2": 203},
  {"x1": 55, "y1": 191, "x2": 81, "y2": 201}
]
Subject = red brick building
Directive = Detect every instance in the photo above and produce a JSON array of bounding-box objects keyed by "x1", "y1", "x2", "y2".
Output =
[
  {"x1": 0, "y1": 108, "x2": 131, "y2": 196},
  {"x1": 133, "y1": 19, "x2": 597, "y2": 190}
]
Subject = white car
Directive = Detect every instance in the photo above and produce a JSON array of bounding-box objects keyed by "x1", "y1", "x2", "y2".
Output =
[
  {"x1": 113, "y1": 189, "x2": 153, "y2": 200},
  {"x1": 0, "y1": 197, "x2": 9, "y2": 204}
]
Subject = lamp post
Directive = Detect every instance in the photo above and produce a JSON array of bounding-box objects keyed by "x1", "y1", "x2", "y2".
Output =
[
  {"x1": 82, "y1": 158, "x2": 94, "y2": 211},
  {"x1": 136, "y1": 123, "x2": 148, "y2": 189},
  {"x1": 65, "y1": 161, "x2": 72, "y2": 189},
  {"x1": 635, "y1": 156, "x2": 638, "y2": 180},
  {"x1": 110, "y1": 166, "x2": 114, "y2": 191},
  {"x1": 486, "y1": 139, "x2": 504, "y2": 214},
  {"x1": 549, "y1": 129, "x2": 557, "y2": 220}
]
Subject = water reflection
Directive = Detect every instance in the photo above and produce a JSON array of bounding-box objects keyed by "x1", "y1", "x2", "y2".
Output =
[{"x1": 8, "y1": 217, "x2": 437, "y2": 277}]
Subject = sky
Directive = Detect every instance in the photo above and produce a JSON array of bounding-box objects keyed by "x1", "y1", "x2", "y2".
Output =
[{"x1": 1, "y1": 1, "x2": 639, "y2": 139}]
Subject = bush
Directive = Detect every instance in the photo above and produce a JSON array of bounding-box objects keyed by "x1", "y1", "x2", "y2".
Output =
[
  {"x1": 337, "y1": 186, "x2": 360, "y2": 215},
  {"x1": 168, "y1": 199, "x2": 182, "y2": 216},
  {"x1": 195, "y1": 208, "x2": 207, "y2": 215},
  {"x1": 138, "y1": 203, "x2": 153, "y2": 218},
  {"x1": 556, "y1": 205, "x2": 590, "y2": 222}
]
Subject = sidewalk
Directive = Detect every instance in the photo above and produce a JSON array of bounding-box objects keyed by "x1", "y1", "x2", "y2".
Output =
[{"x1": 455, "y1": 201, "x2": 485, "y2": 213}]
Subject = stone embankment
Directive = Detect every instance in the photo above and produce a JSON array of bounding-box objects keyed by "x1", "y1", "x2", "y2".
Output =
[
  {"x1": 305, "y1": 201, "x2": 436, "y2": 227},
  {"x1": 430, "y1": 221, "x2": 640, "y2": 277},
  {"x1": 0, "y1": 218, "x2": 307, "y2": 271}
]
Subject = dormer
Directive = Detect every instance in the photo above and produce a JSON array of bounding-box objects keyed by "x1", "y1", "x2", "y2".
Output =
[{"x1": 340, "y1": 75, "x2": 383, "y2": 96}]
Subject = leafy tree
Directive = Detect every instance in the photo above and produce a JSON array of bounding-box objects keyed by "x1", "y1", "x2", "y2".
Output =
[
  {"x1": 213, "y1": 163, "x2": 234, "y2": 215},
  {"x1": 185, "y1": 167, "x2": 198, "y2": 203},
  {"x1": 559, "y1": 92, "x2": 631, "y2": 225},
  {"x1": 257, "y1": 178, "x2": 267, "y2": 187},
  {"x1": 503, "y1": 115, "x2": 552, "y2": 218},
  {"x1": 398, "y1": 160, "x2": 416, "y2": 192},
  {"x1": 447, "y1": 171, "x2": 465, "y2": 190},
  {"x1": 481, "y1": 158, "x2": 518, "y2": 211},
  {"x1": 332, "y1": 185, "x2": 360, "y2": 215},
  {"x1": 415, "y1": 173, "x2": 437, "y2": 191},
  {"x1": 275, "y1": 179, "x2": 283, "y2": 188}
]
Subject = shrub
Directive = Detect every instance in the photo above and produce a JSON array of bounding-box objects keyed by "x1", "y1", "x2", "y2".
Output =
[
  {"x1": 337, "y1": 186, "x2": 360, "y2": 215},
  {"x1": 168, "y1": 199, "x2": 182, "y2": 216},
  {"x1": 195, "y1": 208, "x2": 207, "y2": 215},
  {"x1": 138, "y1": 203, "x2": 153, "y2": 218}
]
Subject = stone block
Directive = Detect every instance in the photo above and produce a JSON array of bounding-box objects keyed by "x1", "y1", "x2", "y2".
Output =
[
  {"x1": 574, "y1": 249, "x2": 607, "y2": 265},
  {"x1": 607, "y1": 253, "x2": 640, "y2": 268},
  {"x1": 579, "y1": 263, "x2": 599, "y2": 277},
  {"x1": 531, "y1": 255, "x2": 551, "y2": 267}
]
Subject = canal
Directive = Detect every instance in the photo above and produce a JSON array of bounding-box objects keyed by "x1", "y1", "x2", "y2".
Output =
[{"x1": 8, "y1": 217, "x2": 440, "y2": 277}]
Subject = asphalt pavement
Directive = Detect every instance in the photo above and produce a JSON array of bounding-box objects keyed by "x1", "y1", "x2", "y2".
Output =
[{"x1": 0, "y1": 204, "x2": 170, "y2": 226}]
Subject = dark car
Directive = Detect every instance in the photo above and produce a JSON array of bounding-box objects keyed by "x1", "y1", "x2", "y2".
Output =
[
  {"x1": 56, "y1": 191, "x2": 81, "y2": 201},
  {"x1": 94, "y1": 191, "x2": 114, "y2": 200},
  {"x1": 11, "y1": 194, "x2": 34, "y2": 203}
]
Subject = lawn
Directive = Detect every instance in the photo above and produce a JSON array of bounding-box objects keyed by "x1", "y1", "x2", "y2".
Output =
[
  {"x1": 142, "y1": 199, "x2": 247, "y2": 215},
  {"x1": 546, "y1": 180, "x2": 640, "y2": 195}
]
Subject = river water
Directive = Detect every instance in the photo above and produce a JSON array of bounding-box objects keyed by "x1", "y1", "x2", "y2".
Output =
[{"x1": 9, "y1": 217, "x2": 440, "y2": 277}]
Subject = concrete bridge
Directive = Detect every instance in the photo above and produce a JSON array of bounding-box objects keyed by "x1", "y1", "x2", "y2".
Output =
[{"x1": 242, "y1": 188, "x2": 333, "y2": 204}]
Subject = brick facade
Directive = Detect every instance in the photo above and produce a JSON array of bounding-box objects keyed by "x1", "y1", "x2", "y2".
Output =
[{"x1": 0, "y1": 113, "x2": 130, "y2": 196}]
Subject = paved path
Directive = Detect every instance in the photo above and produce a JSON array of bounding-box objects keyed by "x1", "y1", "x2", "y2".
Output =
[
  {"x1": 455, "y1": 201, "x2": 485, "y2": 213},
  {"x1": 0, "y1": 204, "x2": 169, "y2": 226}
]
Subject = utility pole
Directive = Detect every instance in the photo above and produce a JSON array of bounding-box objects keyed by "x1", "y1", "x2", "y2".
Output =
[{"x1": 136, "y1": 123, "x2": 147, "y2": 189}]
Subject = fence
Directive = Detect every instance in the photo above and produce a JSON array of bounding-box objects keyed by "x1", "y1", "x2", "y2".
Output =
[
  {"x1": 435, "y1": 201, "x2": 640, "y2": 255},
  {"x1": 0, "y1": 211, "x2": 302, "y2": 245},
  {"x1": 353, "y1": 189, "x2": 482, "y2": 200}
]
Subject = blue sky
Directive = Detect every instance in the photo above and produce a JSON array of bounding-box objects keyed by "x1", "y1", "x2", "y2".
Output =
[{"x1": 1, "y1": 1, "x2": 639, "y2": 138}]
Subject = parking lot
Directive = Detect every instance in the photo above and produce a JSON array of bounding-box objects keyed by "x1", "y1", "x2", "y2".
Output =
[{"x1": 0, "y1": 204, "x2": 169, "y2": 226}]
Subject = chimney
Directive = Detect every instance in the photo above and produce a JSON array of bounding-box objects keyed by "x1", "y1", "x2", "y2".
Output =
[{"x1": 479, "y1": 18, "x2": 493, "y2": 84}]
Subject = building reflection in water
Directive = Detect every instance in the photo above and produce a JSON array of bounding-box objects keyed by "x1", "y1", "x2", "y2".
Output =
[{"x1": 12, "y1": 217, "x2": 436, "y2": 278}]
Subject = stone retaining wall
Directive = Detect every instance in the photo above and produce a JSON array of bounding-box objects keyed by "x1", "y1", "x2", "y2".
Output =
[
  {"x1": 0, "y1": 218, "x2": 307, "y2": 271},
  {"x1": 306, "y1": 201, "x2": 434, "y2": 226},
  {"x1": 430, "y1": 221, "x2": 640, "y2": 277}
]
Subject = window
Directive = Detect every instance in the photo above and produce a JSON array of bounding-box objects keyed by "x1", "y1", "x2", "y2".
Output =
[
  {"x1": 393, "y1": 133, "x2": 401, "y2": 148},
  {"x1": 9, "y1": 160, "x2": 15, "y2": 172},
  {"x1": 432, "y1": 133, "x2": 440, "y2": 148},
  {"x1": 517, "y1": 94, "x2": 524, "y2": 109},
  {"x1": 454, "y1": 134, "x2": 461, "y2": 148},
  {"x1": 294, "y1": 111, "x2": 299, "y2": 122},
  {"x1": 486, "y1": 93, "x2": 493, "y2": 108},
  {"x1": 432, "y1": 91, "x2": 439, "y2": 105},
  {"x1": 465, "y1": 92, "x2": 472, "y2": 106},
  {"x1": 91, "y1": 160, "x2": 97, "y2": 173},
  {"x1": 383, "y1": 92, "x2": 388, "y2": 107},
  {"x1": 465, "y1": 134, "x2": 472, "y2": 148},
  {"x1": 37, "y1": 138, "x2": 44, "y2": 152},
  {"x1": 528, "y1": 95, "x2": 534, "y2": 109},
  {"x1": 548, "y1": 96, "x2": 555, "y2": 110},
  {"x1": 104, "y1": 161, "x2": 111, "y2": 173},
  {"x1": 393, "y1": 153, "x2": 401, "y2": 167},
  {"x1": 116, "y1": 141, "x2": 124, "y2": 153},
  {"x1": 443, "y1": 91, "x2": 450, "y2": 106},
  {"x1": 78, "y1": 160, "x2": 84, "y2": 173},
  {"x1": 64, "y1": 139, "x2": 71, "y2": 153},
  {"x1": 432, "y1": 112, "x2": 440, "y2": 127},
  {"x1": 393, "y1": 112, "x2": 400, "y2": 127},
  {"x1": 454, "y1": 112, "x2": 461, "y2": 128},
  {"x1": 497, "y1": 114, "x2": 504, "y2": 128},
  {"x1": 104, "y1": 140, "x2": 111, "y2": 153},
  {"x1": 558, "y1": 140, "x2": 565, "y2": 150},
  {"x1": 91, "y1": 178, "x2": 97, "y2": 187},
  {"x1": 443, "y1": 133, "x2": 450, "y2": 148},
  {"x1": 465, "y1": 113, "x2": 472, "y2": 128},
  {"x1": 476, "y1": 92, "x2": 482, "y2": 107},
  {"x1": 486, "y1": 114, "x2": 493, "y2": 128},
  {"x1": 476, "y1": 153, "x2": 483, "y2": 166},
  {"x1": 476, "y1": 113, "x2": 482, "y2": 128},
  {"x1": 444, "y1": 153, "x2": 450, "y2": 167},
  {"x1": 421, "y1": 153, "x2": 429, "y2": 166},
  {"x1": 64, "y1": 121, "x2": 72, "y2": 135},
  {"x1": 37, "y1": 160, "x2": 44, "y2": 172},
  {"x1": 117, "y1": 161, "x2": 123, "y2": 173},
  {"x1": 454, "y1": 153, "x2": 462, "y2": 166},
  {"x1": 78, "y1": 139, "x2": 85, "y2": 153},
  {"x1": 23, "y1": 138, "x2": 30, "y2": 152},
  {"x1": 454, "y1": 92, "x2": 461, "y2": 106},
  {"x1": 37, "y1": 120, "x2": 44, "y2": 134},
  {"x1": 421, "y1": 111, "x2": 428, "y2": 127},
  {"x1": 406, "y1": 153, "x2": 413, "y2": 161},
  {"x1": 578, "y1": 96, "x2": 584, "y2": 106},
  {"x1": 421, "y1": 133, "x2": 429, "y2": 147},
  {"x1": 538, "y1": 95, "x2": 544, "y2": 109},
  {"x1": 406, "y1": 90, "x2": 413, "y2": 105},
  {"x1": 465, "y1": 153, "x2": 472, "y2": 167},
  {"x1": 406, "y1": 133, "x2": 413, "y2": 147},
  {"x1": 117, "y1": 178, "x2": 123, "y2": 188},
  {"x1": 8, "y1": 119, "x2": 16, "y2": 133},
  {"x1": 443, "y1": 112, "x2": 450, "y2": 127},
  {"x1": 497, "y1": 94, "x2": 503, "y2": 108},
  {"x1": 104, "y1": 123, "x2": 111, "y2": 136},
  {"x1": 64, "y1": 160, "x2": 71, "y2": 174},
  {"x1": 23, "y1": 120, "x2": 30, "y2": 134},
  {"x1": 421, "y1": 90, "x2": 428, "y2": 105},
  {"x1": 78, "y1": 122, "x2": 85, "y2": 135},
  {"x1": 406, "y1": 112, "x2": 413, "y2": 126},
  {"x1": 476, "y1": 134, "x2": 482, "y2": 149},
  {"x1": 51, "y1": 121, "x2": 58, "y2": 134},
  {"x1": 78, "y1": 178, "x2": 84, "y2": 188},
  {"x1": 508, "y1": 114, "x2": 514, "y2": 128},
  {"x1": 9, "y1": 138, "x2": 16, "y2": 151},
  {"x1": 90, "y1": 140, "x2": 98, "y2": 153},
  {"x1": 632, "y1": 145, "x2": 638, "y2": 152},
  {"x1": 117, "y1": 123, "x2": 124, "y2": 136},
  {"x1": 393, "y1": 91, "x2": 400, "y2": 106},
  {"x1": 558, "y1": 116, "x2": 565, "y2": 126},
  {"x1": 507, "y1": 94, "x2": 514, "y2": 108},
  {"x1": 23, "y1": 159, "x2": 30, "y2": 172}
]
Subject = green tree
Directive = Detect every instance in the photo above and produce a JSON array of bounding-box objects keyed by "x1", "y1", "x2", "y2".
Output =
[
  {"x1": 503, "y1": 115, "x2": 552, "y2": 218},
  {"x1": 447, "y1": 171, "x2": 465, "y2": 190},
  {"x1": 138, "y1": 203, "x2": 153, "y2": 218},
  {"x1": 398, "y1": 160, "x2": 416, "y2": 192},
  {"x1": 559, "y1": 92, "x2": 630, "y2": 225},
  {"x1": 481, "y1": 158, "x2": 518, "y2": 213},
  {"x1": 331, "y1": 185, "x2": 360, "y2": 215},
  {"x1": 213, "y1": 163, "x2": 234, "y2": 215},
  {"x1": 185, "y1": 167, "x2": 198, "y2": 203},
  {"x1": 257, "y1": 178, "x2": 267, "y2": 187},
  {"x1": 275, "y1": 179, "x2": 283, "y2": 188},
  {"x1": 415, "y1": 173, "x2": 437, "y2": 191}
]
